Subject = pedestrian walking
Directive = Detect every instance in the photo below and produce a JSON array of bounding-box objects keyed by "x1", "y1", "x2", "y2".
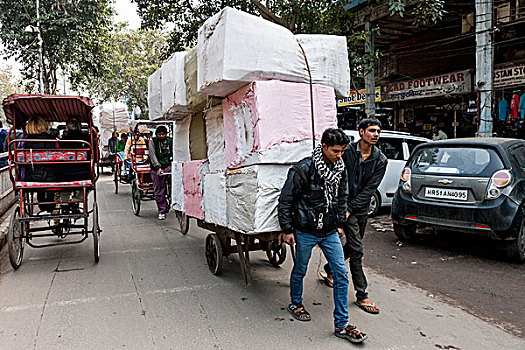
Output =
[
  {"x1": 278, "y1": 128, "x2": 367, "y2": 344},
  {"x1": 321, "y1": 118, "x2": 387, "y2": 315},
  {"x1": 149, "y1": 125, "x2": 172, "y2": 220}
]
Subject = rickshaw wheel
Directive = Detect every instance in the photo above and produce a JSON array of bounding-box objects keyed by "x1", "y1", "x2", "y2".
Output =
[
  {"x1": 92, "y1": 203, "x2": 100, "y2": 263},
  {"x1": 266, "y1": 242, "x2": 287, "y2": 267},
  {"x1": 205, "y1": 233, "x2": 223, "y2": 275},
  {"x1": 131, "y1": 180, "x2": 141, "y2": 216},
  {"x1": 176, "y1": 211, "x2": 189, "y2": 235},
  {"x1": 8, "y1": 206, "x2": 25, "y2": 270}
]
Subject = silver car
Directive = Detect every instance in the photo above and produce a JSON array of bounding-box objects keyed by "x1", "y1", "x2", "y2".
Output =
[{"x1": 392, "y1": 138, "x2": 525, "y2": 262}]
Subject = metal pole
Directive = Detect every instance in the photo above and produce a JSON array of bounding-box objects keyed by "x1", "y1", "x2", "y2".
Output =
[
  {"x1": 476, "y1": 0, "x2": 493, "y2": 137},
  {"x1": 36, "y1": 0, "x2": 44, "y2": 94},
  {"x1": 364, "y1": 21, "x2": 376, "y2": 118}
]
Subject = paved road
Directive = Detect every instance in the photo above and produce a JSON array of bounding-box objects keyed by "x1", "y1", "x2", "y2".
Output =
[
  {"x1": 366, "y1": 209, "x2": 525, "y2": 338},
  {"x1": 0, "y1": 174, "x2": 523, "y2": 349}
]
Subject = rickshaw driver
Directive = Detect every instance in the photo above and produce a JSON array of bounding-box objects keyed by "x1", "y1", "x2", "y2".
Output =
[
  {"x1": 149, "y1": 125, "x2": 173, "y2": 220},
  {"x1": 124, "y1": 128, "x2": 150, "y2": 165}
]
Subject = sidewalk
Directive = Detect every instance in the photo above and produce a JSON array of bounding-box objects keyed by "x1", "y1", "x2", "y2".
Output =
[{"x1": 0, "y1": 175, "x2": 523, "y2": 349}]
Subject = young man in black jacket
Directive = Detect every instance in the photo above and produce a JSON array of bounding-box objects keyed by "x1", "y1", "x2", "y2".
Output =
[
  {"x1": 279, "y1": 128, "x2": 367, "y2": 344},
  {"x1": 322, "y1": 118, "x2": 387, "y2": 314}
]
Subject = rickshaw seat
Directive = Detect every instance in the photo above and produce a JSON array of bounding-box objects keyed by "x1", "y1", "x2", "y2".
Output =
[
  {"x1": 136, "y1": 164, "x2": 151, "y2": 173},
  {"x1": 16, "y1": 150, "x2": 89, "y2": 162},
  {"x1": 15, "y1": 180, "x2": 93, "y2": 189}
]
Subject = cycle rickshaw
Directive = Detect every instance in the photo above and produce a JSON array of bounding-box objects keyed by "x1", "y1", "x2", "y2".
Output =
[
  {"x1": 113, "y1": 130, "x2": 132, "y2": 194},
  {"x1": 3, "y1": 94, "x2": 102, "y2": 269},
  {"x1": 129, "y1": 121, "x2": 181, "y2": 225}
]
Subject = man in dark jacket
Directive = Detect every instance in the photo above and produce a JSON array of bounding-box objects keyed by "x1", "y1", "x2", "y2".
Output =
[
  {"x1": 322, "y1": 118, "x2": 387, "y2": 315},
  {"x1": 279, "y1": 128, "x2": 367, "y2": 344}
]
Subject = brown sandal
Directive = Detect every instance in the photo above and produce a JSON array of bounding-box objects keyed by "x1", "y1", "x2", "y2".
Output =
[
  {"x1": 288, "y1": 303, "x2": 311, "y2": 322},
  {"x1": 334, "y1": 324, "x2": 367, "y2": 343},
  {"x1": 355, "y1": 300, "x2": 380, "y2": 314},
  {"x1": 319, "y1": 271, "x2": 334, "y2": 288}
]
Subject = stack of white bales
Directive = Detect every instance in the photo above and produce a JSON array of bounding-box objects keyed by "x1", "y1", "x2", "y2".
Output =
[
  {"x1": 197, "y1": 7, "x2": 346, "y2": 233},
  {"x1": 146, "y1": 7, "x2": 349, "y2": 232}
]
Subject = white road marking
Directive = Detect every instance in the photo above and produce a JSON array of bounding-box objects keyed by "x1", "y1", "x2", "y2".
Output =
[{"x1": 1, "y1": 282, "x2": 233, "y2": 313}]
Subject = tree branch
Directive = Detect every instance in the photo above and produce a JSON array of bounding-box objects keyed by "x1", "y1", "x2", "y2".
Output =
[
  {"x1": 184, "y1": 0, "x2": 203, "y2": 21},
  {"x1": 250, "y1": 0, "x2": 290, "y2": 28}
]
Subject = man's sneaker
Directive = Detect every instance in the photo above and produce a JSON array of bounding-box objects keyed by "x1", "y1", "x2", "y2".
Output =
[{"x1": 158, "y1": 213, "x2": 166, "y2": 220}]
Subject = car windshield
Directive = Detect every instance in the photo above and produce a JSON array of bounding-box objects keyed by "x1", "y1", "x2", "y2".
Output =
[{"x1": 410, "y1": 146, "x2": 505, "y2": 176}]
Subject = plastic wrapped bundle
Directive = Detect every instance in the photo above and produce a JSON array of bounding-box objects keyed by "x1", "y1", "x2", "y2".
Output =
[
  {"x1": 171, "y1": 161, "x2": 184, "y2": 212},
  {"x1": 295, "y1": 34, "x2": 350, "y2": 98},
  {"x1": 226, "y1": 164, "x2": 291, "y2": 233},
  {"x1": 183, "y1": 160, "x2": 210, "y2": 220},
  {"x1": 197, "y1": 7, "x2": 350, "y2": 98},
  {"x1": 174, "y1": 116, "x2": 191, "y2": 162},
  {"x1": 222, "y1": 80, "x2": 337, "y2": 168},
  {"x1": 184, "y1": 46, "x2": 208, "y2": 112},
  {"x1": 161, "y1": 52, "x2": 190, "y2": 118},
  {"x1": 202, "y1": 172, "x2": 227, "y2": 227},
  {"x1": 204, "y1": 106, "x2": 226, "y2": 171},
  {"x1": 148, "y1": 69, "x2": 162, "y2": 120}
]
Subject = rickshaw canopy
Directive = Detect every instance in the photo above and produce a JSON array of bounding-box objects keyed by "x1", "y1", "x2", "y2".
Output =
[{"x1": 2, "y1": 94, "x2": 95, "y2": 126}]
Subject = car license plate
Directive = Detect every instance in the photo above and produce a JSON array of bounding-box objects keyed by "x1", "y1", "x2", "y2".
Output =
[{"x1": 425, "y1": 187, "x2": 468, "y2": 201}]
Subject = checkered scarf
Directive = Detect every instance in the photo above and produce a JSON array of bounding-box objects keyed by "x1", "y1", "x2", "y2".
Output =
[{"x1": 312, "y1": 145, "x2": 345, "y2": 212}]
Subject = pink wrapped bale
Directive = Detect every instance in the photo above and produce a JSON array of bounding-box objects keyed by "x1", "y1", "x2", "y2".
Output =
[
  {"x1": 182, "y1": 159, "x2": 209, "y2": 220},
  {"x1": 222, "y1": 80, "x2": 337, "y2": 168}
]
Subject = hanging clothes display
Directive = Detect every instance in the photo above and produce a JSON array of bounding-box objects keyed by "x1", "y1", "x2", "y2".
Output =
[
  {"x1": 520, "y1": 93, "x2": 525, "y2": 120},
  {"x1": 510, "y1": 94, "x2": 520, "y2": 120},
  {"x1": 499, "y1": 97, "x2": 510, "y2": 121}
]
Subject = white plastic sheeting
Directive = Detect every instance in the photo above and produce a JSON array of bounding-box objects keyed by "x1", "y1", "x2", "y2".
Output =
[
  {"x1": 161, "y1": 52, "x2": 190, "y2": 118},
  {"x1": 148, "y1": 68, "x2": 162, "y2": 120},
  {"x1": 204, "y1": 106, "x2": 226, "y2": 171},
  {"x1": 295, "y1": 34, "x2": 350, "y2": 98},
  {"x1": 222, "y1": 80, "x2": 337, "y2": 168},
  {"x1": 174, "y1": 116, "x2": 191, "y2": 162},
  {"x1": 171, "y1": 161, "x2": 184, "y2": 212},
  {"x1": 98, "y1": 102, "x2": 131, "y2": 158},
  {"x1": 202, "y1": 172, "x2": 227, "y2": 227},
  {"x1": 226, "y1": 165, "x2": 291, "y2": 234},
  {"x1": 197, "y1": 7, "x2": 350, "y2": 98}
]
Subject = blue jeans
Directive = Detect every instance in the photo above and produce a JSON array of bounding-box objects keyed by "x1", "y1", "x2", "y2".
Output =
[{"x1": 290, "y1": 230, "x2": 349, "y2": 329}]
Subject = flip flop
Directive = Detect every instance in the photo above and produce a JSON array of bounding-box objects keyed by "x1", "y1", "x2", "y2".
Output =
[
  {"x1": 319, "y1": 270, "x2": 334, "y2": 288},
  {"x1": 354, "y1": 301, "x2": 380, "y2": 314}
]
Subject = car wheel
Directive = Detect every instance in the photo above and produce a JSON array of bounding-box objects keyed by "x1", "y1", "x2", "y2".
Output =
[
  {"x1": 393, "y1": 222, "x2": 417, "y2": 240},
  {"x1": 505, "y1": 216, "x2": 525, "y2": 263},
  {"x1": 368, "y1": 192, "x2": 381, "y2": 217}
]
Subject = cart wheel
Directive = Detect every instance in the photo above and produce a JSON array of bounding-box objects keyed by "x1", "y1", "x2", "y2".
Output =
[
  {"x1": 8, "y1": 206, "x2": 25, "y2": 270},
  {"x1": 131, "y1": 180, "x2": 141, "y2": 216},
  {"x1": 176, "y1": 211, "x2": 189, "y2": 235},
  {"x1": 205, "y1": 233, "x2": 223, "y2": 275},
  {"x1": 266, "y1": 242, "x2": 287, "y2": 267},
  {"x1": 92, "y1": 203, "x2": 100, "y2": 263},
  {"x1": 114, "y1": 168, "x2": 119, "y2": 194}
]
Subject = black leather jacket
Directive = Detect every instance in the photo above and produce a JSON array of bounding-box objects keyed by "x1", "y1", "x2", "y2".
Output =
[
  {"x1": 344, "y1": 141, "x2": 387, "y2": 216},
  {"x1": 278, "y1": 157, "x2": 348, "y2": 237}
]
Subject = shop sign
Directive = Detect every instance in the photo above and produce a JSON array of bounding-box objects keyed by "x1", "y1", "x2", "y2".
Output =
[
  {"x1": 383, "y1": 70, "x2": 472, "y2": 102},
  {"x1": 337, "y1": 87, "x2": 381, "y2": 107},
  {"x1": 494, "y1": 64, "x2": 525, "y2": 88}
]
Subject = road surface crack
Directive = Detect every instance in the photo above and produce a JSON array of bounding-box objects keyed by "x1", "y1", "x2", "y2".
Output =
[
  {"x1": 130, "y1": 270, "x2": 157, "y2": 347},
  {"x1": 34, "y1": 255, "x2": 62, "y2": 350}
]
